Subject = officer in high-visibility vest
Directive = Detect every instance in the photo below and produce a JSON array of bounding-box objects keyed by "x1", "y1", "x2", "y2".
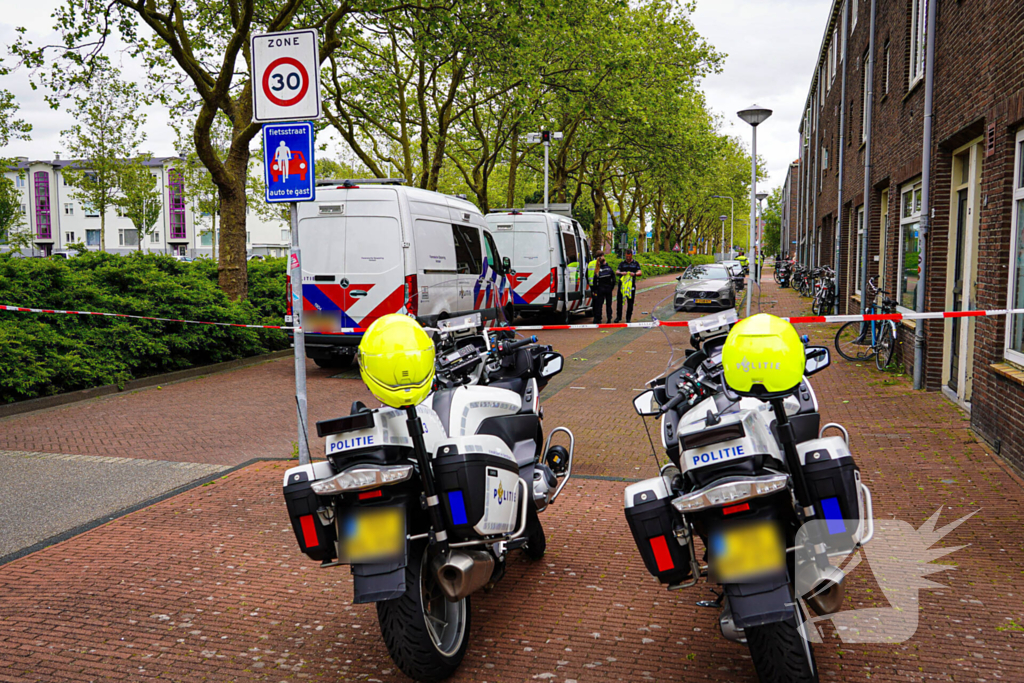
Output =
[
  {"x1": 615, "y1": 249, "x2": 641, "y2": 323},
  {"x1": 736, "y1": 250, "x2": 749, "y2": 275},
  {"x1": 587, "y1": 250, "x2": 604, "y2": 289}
]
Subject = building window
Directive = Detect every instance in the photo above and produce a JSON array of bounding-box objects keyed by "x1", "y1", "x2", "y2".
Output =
[
  {"x1": 84, "y1": 203, "x2": 99, "y2": 218},
  {"x1": 200, "y1": 231, "x2": 213, "y2": 247},
  {"x1": 246, "y1": 231, "x2": 251, "y2": 243},
  {"x1": 65, "y1": 231, "x2": 75, "y2": 243},
  {"x1": 20, "y1": 203, "x2": 27, "y2": 215},
  {"x1": 151, "y1": 231, "x2": 160, "y2": 243},
  {"x1": 831, "y1": 27, "x2": 838, "y2": 81},
  {"x1": 119, "y1": 228, "x2": 138, "y2": 247},
  {"x1": 168, "y1": 169, "x2": 186, "y2": 240},
  {"x1": 883, "y1": 41, "x2": 891, "y2": 95},
  {"x1": 898, "y1": 180, "x2": 923, "y2": 310},
  {"x1": 33, "y1": 171, "x2": 52, "y2": 239},
  {"x1": 854, "y1": 206, "x2": 865, "y2": 295},
  {"x1": 86, "y1": 229, "x2": 100, "y2": 246},
  {"x1": 910, "y1": 0, "x2": 927, "y2": 87},
  {"x1": 851, "y1": 0, "x2": 858, "y2": 29},
  {"x1": 281, "y1": 229, "x2": 291, "y2": 243},
  {"x1": 861, "y1": 51, "x2": 869, "y2": 143},
  {"x1": 1006, "y1": 130, "x2": 1024, "y2": 364},
  {"x1": 64, "y1": 203, "x2": 74, "y2": 216},
  {"x1": 16, "y1": 175, "x2": 25, "y2": 188}
]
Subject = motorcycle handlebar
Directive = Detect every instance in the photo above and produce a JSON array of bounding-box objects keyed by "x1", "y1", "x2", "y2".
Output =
[{"x1": 502, "y1": 336, "x2": 537, "y2": 353}]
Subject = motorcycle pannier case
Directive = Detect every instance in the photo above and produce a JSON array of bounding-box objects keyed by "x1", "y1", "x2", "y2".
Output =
[
  {"x1": 624, "y1": 476, "x2": 692, "y2": 584},
  {"x1": 283, "y1": 462, "x2": 337, "y2": 562},
  {"x1": 798, "y1": 435, "x2": 862, "y2": 552},
  {"x1": 434, "y1": 436, "x2": 521, "y2": 542}
]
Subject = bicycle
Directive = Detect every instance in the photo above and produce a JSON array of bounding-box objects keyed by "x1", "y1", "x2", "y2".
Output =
[
  {"x1": 811, "y1": 266, "x2": 836, "y2": 316},
  {"x1": 834, "y1": 278, "x2": 898, "y2": 370}
]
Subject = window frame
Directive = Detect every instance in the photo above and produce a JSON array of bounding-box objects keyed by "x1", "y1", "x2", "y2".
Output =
[
  {"x1": 118, "y1": 227, "x2": 139, "y2": 247},
  {"x1": 855, "y1": 206, "x2": 865, "y2": 295},
  {"x1": 898, "y1": 179, "x2": 923, "y2": 313},
  {"x1": 851, "y1": 0, "x2": 858, "y2": 29},
  {"x1": 64, "y1": 231, "x2": 75, "y2": 244},
  {"x1": 1005, "y1": 129, "x2": 1024, "y2": 366},
  {"x1": 861, "y1": 50, "x2": 870, "y2": 143},
  {"x1": 910, "y1": 0, "x2": 927, "y2": 89}
]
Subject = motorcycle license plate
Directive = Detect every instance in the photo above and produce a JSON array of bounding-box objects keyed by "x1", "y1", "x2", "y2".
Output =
[
  {"x1": 710, "y1": 521, "x2": 784, "y2": 582},
  {"x1": 341, "y1": 507, "x2": 405, "y2": 563},
  {"x1": 696, "y1": 299, "x2": 714, "y2": 304}
]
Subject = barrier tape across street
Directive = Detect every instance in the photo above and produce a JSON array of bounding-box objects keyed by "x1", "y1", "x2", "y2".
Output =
[{"x1": 4, "y1": 303, "x2": 1023, "y2": 334}]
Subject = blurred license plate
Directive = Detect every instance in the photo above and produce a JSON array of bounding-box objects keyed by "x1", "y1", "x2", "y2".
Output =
[
  {"x1": 341, "y1": 507, "x2": 405, "y2": 563},
  {"x1": 710, "y1": 522, "x2": 784, "y2": 582},
  {"x1": 696, "y1": 299, "x2": 714, "y2": 304},
  {"x1": 305, "y1": 311, "x2": 342, "y2": 333}
]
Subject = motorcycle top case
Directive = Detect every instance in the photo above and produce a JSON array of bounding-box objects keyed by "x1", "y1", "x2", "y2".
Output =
[
  {"x1": 283, "y1": 462, "x2": 338, "y2": 562},
  {"x1": 797, "y1": 435, "x2": 862, "y2": 552},
  {"x1": 624, "y1": 476, "x2": 692, "y2": 584},
  {"x1": 433, "y1": 435, "x2": 521, "y2": 542}
]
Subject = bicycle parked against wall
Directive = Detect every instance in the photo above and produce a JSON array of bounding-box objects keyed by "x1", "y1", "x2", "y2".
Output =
[
  {"x1": 834, "y1": 279, "x2": 899, "y2": 371},
  {"x1": 811, "y1": 266, "x2": 836, "y2": 316}
]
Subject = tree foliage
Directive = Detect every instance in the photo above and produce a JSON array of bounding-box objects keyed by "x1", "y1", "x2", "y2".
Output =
[{"x1": 116, "y1": 159, "x2": 163, "y2": 250}]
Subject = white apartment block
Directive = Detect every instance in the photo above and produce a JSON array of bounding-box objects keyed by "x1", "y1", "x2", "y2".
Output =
[{"x1": 3, "y1": 156, "x2": 290, "y2": 258}]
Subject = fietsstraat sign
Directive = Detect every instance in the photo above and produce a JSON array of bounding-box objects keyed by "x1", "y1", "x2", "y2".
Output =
[{"x1": 251, "y1": 29, "x2": 322, "y2": 123}]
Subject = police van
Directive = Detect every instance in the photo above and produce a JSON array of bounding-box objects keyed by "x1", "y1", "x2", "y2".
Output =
[
  {"x1": 289, "y1": 179, "x2": 512, "y2": 368},
  {"x1": 485, "y1": 204, "x2": 592, "y2": 323}
]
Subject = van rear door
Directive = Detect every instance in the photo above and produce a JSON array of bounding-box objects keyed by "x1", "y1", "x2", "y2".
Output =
[{"x1": 300, "y1": 190, "x2": 405, "y2": 334}]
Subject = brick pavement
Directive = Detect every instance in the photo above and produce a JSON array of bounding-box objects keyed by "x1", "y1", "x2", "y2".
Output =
[{"x1": 2, "y1": 272, "x2": 1024, "y2": 681}]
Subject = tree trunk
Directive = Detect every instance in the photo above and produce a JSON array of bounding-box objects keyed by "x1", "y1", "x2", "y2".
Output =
[
  {"x1": 591, "y1": 186, "x2": 606, "y2": 252},
  {"x1": 217, "y1": 176, "x2": 247, "y2": 299},
  {"x1": 506, "y1": 128, "x2": 519, "y2": 208},
  {"x1": 100, "y1": 211, "x2": 106, "y2": 252}
]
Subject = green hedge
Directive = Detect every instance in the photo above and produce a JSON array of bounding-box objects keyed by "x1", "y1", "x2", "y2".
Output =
[
  {"x1": 0, "y1": 252, "x2": 289, "y2": 404},
  {"x1": 604, "y1": 251, "x2": 713, "y2": 279}
]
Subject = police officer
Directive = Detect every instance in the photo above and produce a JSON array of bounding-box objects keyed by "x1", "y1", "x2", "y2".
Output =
[
  {"x1": 587, "y1": 250, "x2": 604, "y2": 289},
  {"x1": 591, "y1": 256, "x2": 615, "y2": 324},
  {"x1": 736, "y1": 250, "x2": 749, "y2": 275},
  {"x1": 615, "y1": 249, "x2": 641, "y2": 323}
]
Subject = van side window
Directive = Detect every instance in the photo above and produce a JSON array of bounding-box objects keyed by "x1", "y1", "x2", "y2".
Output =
[
  {"x1": 452, "y1": 224, "x2": 481, "y2": 274},
  {"x1": 483, "y1": 232, "x2": 501, "y2": 272},
  {"x1": 561, "y1": 231, "x2": 579, "y2": 265}
]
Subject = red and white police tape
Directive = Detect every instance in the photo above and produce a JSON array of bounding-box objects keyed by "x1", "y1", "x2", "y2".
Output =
[{"x1": 3, "y1": 302, "x2": 1024, "y2": 334}]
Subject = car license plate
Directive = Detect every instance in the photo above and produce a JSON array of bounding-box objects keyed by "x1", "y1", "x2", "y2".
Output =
[
  {"x1": 710, "y1": 521, "x2": 784, "y2": 582},
  {"x1": 341, "y1": 507, "x2": 405, "y2": 563},
  {"x1": 305, "y1": 311, "x2": 342, "y2": 333},
  {"x1": 696, "y1": 298, "x2": 714, "y2": 304}
]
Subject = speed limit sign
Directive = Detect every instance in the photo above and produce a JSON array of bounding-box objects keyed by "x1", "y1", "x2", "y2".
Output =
[{"x1": 251, "y1": 29, "x2": 322, "y2": 123}]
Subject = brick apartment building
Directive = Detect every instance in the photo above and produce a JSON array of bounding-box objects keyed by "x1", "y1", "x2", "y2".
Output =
[{"x1": 784, "y1": 0, "x2": 1024, "y2": 471}]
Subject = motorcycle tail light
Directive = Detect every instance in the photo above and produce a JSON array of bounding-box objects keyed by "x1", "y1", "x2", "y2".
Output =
[
  {"x1": 671, "y1": 474, "x2": 789, "y2": 513},
  {"x1": 311, "y1": 464, "x2": 414, "y2": 495}
]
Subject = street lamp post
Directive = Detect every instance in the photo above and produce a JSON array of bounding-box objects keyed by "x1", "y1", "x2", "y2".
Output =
[
  {"x1": 719, "y1": 215, "x2": 728, "y2": 262},
  {"x1": 738, "y1": 104, "x2": 772, "y2": 317},
  {"x1": 710, "y1": 195, "x2": 734, "y2": 257},
  {"x1": 527, "y1": 130, "x2": 564, "y2": 209},
  {"x1": 755, "y1": 191, "x2": 768, "y2": 282}
]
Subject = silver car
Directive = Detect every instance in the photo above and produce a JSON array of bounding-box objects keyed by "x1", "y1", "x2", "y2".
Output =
[{"x1": 674, "y1": 264, "x2": 737, "y2": 312}]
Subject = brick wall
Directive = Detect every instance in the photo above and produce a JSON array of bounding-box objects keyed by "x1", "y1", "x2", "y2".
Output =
[{"x1": 794, "y1": 0, "x2": 1024, "y2": 473}]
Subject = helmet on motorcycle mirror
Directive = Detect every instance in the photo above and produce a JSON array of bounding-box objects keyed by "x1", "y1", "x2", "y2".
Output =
[
  {"x1": 358, "y1": 314, "x2": 435, "y2": 408},
  {"x1": 721, "y1": 314, "x2": 804, "y2": 394}
]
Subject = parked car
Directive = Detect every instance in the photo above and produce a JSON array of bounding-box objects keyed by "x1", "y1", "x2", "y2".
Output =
[
  {"x1": 291, "y1": 179, "x2": 513, "y2": 369},
  {"x1": 270, "y1": 150, "x2": 308, "y2": 183},
  {"x1": 721, "y1": 260, "x2": 746, "y2": 291},
  {"x1": 673, "y1": 264, "x2": 737, "y2": 312},
  {"x1": 486, "y1": 207, "x2": 592, "y2": 323}
]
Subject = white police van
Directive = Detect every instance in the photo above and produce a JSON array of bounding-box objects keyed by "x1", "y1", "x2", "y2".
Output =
[
  {"x1": 289, "y1": 179, "x2": 512, "y2": 368},
  {"x1": 486, "y1": 204, "x2": 592, "y2": 323}
]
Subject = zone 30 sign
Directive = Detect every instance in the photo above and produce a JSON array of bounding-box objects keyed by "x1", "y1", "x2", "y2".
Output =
[{"x1": 251, "y1": 29, "x2": 322, "y2": 123}]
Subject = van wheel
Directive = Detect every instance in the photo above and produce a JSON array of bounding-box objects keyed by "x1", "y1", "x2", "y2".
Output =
[
  {"x1": 552, "y1": 304, "x2": 570, "y2": 325},
  {"x1": 314, "y1": 357, "x2": 352, "y2": 369}
]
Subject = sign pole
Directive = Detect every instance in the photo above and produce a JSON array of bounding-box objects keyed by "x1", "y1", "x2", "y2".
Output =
[{"x1": 290, "y1": 202, "x2": 310, "y2": 466}]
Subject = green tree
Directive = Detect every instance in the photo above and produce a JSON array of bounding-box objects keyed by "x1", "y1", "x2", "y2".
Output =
[
  {"x1": 59, "y1": 62, "x2": 147, "y2": 252},
  {"x1": 761, "y1": 185, "x2": 784, "y2": 257},
  {"x1": 116, "y1": 159, "x2": 162, "y2": 251}
]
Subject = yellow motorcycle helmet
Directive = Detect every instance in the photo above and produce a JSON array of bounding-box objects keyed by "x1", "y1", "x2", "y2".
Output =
[
  {"x1": 358, "y1": 314, "x2": 435, "y2": 408},
  {"x1": 721, "y1": 313, "x2": 805, "y2": 394}
]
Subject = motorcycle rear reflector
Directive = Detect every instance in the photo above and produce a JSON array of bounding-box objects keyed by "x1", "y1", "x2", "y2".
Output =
[
  {"x1": 722, "y1": 502, "x2": 750, "y2": 515},
  {"x1": 649, "y1": 535, "x2": 675, "y2": 572},
  {"x1": 680, "y1": 423, "x2": 745, "y2": 451},
  {"x1": 299, "y1": 514, "x2": 320, "y2": 548},
  {"x1": 358, "y1": 489, "x2": 383, "y2": 501},
  {"x1": 316, "y1": 412, "x2": 375, "y2": 438},
  {"x1": 447, "y1": 490, "x2": 469, "y2": 526}
]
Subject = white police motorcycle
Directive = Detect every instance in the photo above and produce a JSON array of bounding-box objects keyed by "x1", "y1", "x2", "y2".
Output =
[
  {"x1": 282, "y1": 314, "x2": 572, "y2": 682},
  {"x1": 624, "y1": 311, "x2": 873, "y2": 682}
]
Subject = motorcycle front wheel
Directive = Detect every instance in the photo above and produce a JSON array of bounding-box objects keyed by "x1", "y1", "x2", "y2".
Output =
[
  {"x1": 376, "y1": 541, "x2": 470, "y2": 682},
  {"x1": 745, "y1": 601, "x2": 818, "y2": 683}
]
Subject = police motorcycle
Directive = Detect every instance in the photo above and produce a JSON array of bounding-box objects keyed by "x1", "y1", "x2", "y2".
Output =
[
  {"x1": 282, "y1": 314, "x2": 572, "y2": 682},
  {"x1": 624, "y1": 311, "x2": 873, "y2": 683}
]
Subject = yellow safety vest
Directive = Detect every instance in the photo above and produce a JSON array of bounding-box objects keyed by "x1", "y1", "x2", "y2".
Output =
[
  {"x1": 621, "y1": 272, "x2": 635, "y2": 298},
  {"x1": 737, "y1": 255, "x2": 748, "y2": 267},
  {"x1": 587, "y1": 259, "x2": 598, "y2": 287}
]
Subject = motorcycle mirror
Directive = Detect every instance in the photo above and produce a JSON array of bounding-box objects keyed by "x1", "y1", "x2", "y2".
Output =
[
  {"x1": 539, "y1": 352, "x2": 564, "y2": 378},
  {"x1": 804, "y1": 346, "x2": 831, "y2": 375},
  {"x1": 632, "y1": 389, "x2": 661, "y2": 416}
]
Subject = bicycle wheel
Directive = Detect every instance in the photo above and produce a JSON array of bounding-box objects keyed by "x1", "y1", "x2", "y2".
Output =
[
  {"x1": 835, "y1": 321, "x2": 874, "y2": 361},
  {"x1": 874, "y1": 321, "x2": 896, "y2": 371}
]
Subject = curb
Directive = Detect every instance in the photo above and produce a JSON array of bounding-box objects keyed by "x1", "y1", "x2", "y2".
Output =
[{"x1": 0, "y1": 349, "x2": 292, "y2": 420}]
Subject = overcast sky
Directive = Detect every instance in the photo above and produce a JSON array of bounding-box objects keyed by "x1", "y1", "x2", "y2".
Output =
[{"x1": 0, "y1": 0, "x2": 829, "y2": 194}]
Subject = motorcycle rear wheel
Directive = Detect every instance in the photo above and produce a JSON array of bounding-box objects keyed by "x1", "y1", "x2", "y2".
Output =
[
  {"x1": 376, "y1": 541, "x2": 470, "y2": 683},
  {"x1": 522, "y1": 508, "x2": 547, "y2": 560},
  {"x1": 745, "y1": 602, "x2": 818, "y2": 683}
]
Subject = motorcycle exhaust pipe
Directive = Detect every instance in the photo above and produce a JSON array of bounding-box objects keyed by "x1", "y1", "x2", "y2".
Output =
[
  {"x1": 803, "y1": 564, "x2": 846, "y2": 616},
  {"x1": 432, "y1": 550, "x2": 495, "y2": 602}
]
